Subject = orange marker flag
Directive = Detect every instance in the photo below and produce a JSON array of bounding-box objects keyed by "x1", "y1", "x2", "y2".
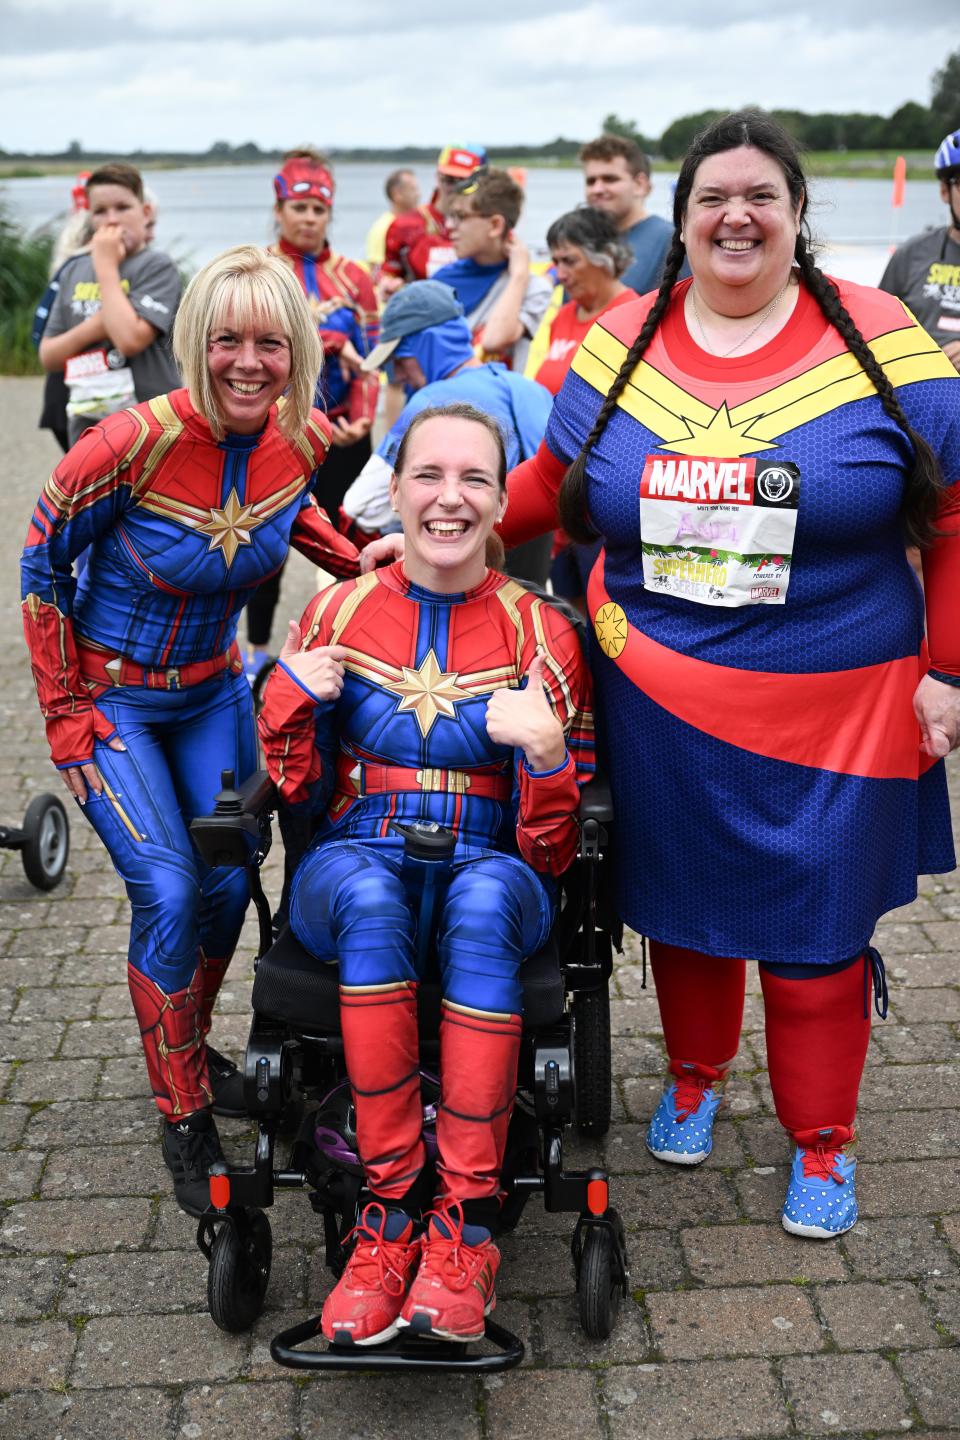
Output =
[{"x1": 892, "y1": 155, "x2": 906, "y2": 208}]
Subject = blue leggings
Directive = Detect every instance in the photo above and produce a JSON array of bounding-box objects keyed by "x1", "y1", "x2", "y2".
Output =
[
  {"x1": 78, "y1": 671, "x2": 256, "y2": 993},
  {"x1": 289, "y1": 841, "x2": 554, "y2": 1014}
]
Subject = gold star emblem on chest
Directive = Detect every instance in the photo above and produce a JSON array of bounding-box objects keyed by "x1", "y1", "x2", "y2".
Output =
[
  {"x1": 195, "y1": 488, "x2": 261, "y2": 566},
  {"x1": 392, "y1": 649, "x2": 470, "y2": 737}
]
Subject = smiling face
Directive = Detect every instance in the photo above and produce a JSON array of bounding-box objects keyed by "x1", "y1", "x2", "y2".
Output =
[
  {"x1": 276, "y1": 197, "x2": 331, "y2": 254},
  {"x1": 583, "y1": 155, "x2": 650, "y2": 228},
  {"x1": 390, "y1": 415, "x2": 506, "y2": 592},
  {"x1": 682, "y1": 146, "x2": 802, "y2": 311},
  {"x1": 206, "y1": 308, "x2": 292, "y2": 434},
  {"x1": 87, "y1": 182, "x2": 149, "y2": 256}
]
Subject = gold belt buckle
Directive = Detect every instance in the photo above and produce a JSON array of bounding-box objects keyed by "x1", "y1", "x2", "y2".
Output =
[
  {"x1": 416, "y1": 768, "x2": 470, "y2": 794},
  {"x1": 165, "y1": 667, "x2": 181, "y2": 690}
]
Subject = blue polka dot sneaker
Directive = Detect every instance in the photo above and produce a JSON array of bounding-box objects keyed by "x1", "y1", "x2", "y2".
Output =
[
  {"x1": 645, "y1": 1060, "x2": 727, "y2": 1166},
  {"x1": 781, "y1": 1125, "x2": 857, "y2": 1239}
]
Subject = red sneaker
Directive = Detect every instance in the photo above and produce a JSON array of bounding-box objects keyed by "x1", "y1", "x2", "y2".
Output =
[
  {"x1": 321, "y1": 1203, "x2": 421, "y2": 1346},
  {"x1": 398, "y1": 1202, "x2": 500, "y2": 1341}
]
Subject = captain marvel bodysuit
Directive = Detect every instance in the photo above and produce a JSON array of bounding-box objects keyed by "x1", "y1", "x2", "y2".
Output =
[
  {"x1": 269, "y1": 155, "x2": 380, "y2": 499},
  {"x1": 243, "y1": 155, "x2": 381, "y2": 667},
  {"x1": 21, "y1": 388, "x2": 359, "y2": 1126},
  {"x1": 258, "y1": 561, "x2": 594, "y2": 1228}
]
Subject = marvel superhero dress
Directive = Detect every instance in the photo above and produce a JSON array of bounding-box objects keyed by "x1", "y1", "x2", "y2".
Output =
[{"x1": 502, "y1": 276, "x2": 960, "y2": 965}]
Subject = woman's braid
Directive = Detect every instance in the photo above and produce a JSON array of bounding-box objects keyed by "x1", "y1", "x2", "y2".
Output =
[
  {"x1": 559, "y1": 236, "x2": 688, "y2": 541},
  {"x1": 794, "y1": 243, "x2": 943, "y2": 546}
]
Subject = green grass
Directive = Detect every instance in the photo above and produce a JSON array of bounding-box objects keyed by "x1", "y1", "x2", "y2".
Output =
[
  {"x1": 803, "y1": 150, "x2": 936, "y2": 180},
  {"x1": 0, "y1": 204, "x2": 52, "y2": 374}
]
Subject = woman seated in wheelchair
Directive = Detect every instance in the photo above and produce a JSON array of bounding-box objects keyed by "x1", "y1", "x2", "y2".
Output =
[{"x1": 258, "y1": 401, "x2": 593, "y2": 1346}]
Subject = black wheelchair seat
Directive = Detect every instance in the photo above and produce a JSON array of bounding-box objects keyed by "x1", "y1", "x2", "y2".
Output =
[{"x1": 251, "y1": 926, "x2": 566, "y2": 1035}]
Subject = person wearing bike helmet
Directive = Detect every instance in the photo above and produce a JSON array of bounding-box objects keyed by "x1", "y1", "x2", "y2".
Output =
[{"x1": 879, "y1": 131, "x2": 960, "y2": 372}]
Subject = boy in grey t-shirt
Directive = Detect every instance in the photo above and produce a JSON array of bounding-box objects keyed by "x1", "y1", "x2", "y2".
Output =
[{"x1": 40, "y1": 163, "x2": 181, "y2": 446}]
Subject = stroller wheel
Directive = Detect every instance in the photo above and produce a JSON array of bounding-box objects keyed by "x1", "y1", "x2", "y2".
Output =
[{"x1": 21, "y1": 794, "x2": 69, "y2": 891}]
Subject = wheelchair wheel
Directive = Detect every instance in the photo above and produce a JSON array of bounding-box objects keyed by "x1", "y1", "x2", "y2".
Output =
[
  {"x1": 20, "y1": 794, "x2": 69, "y2": 891},
  {"x1": 207, "y1": 1209, "x2": 272, "y2": 1333},
  {"x1": 573, "y1": 985, "x2": 612, "y2": 1136},
  {"x1": 576, "y1": 1215, "x2": 623, "y2": 1340}
]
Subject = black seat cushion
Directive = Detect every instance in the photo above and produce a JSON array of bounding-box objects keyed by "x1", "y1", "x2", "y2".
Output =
[{"x1": 251, "y1": 926, "x2": 565, "y2": 1033}]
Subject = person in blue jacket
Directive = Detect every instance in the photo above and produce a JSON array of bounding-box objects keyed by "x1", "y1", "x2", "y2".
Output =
[{"x1": 342, "y1": 280, "x2": 554, "y2": 584}]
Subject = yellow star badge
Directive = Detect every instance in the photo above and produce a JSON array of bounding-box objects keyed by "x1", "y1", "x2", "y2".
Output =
[
  {"x1": 393, "y1": 649, "x2": 470, "y2": 737},
  {"x1": 196, "y1": 488, "x2": 261, "y2": 566},
  {"x1": 594, "y1": 602, "x2": 628, "y2": 659}
]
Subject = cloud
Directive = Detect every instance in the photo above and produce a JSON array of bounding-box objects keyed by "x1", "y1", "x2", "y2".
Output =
[{"x1": 0, "y1": 3, "x2": 954, "y2": 152}]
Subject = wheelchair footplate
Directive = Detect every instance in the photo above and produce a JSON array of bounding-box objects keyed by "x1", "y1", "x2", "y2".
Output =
[{"x1": 269, "y1": 1313, "x2": 524, "y2": 1373}]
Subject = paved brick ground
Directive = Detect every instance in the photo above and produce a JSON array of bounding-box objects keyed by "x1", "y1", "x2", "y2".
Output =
[{"x1": 1, "y1": 377, "x2": 958, "y2": 1438}]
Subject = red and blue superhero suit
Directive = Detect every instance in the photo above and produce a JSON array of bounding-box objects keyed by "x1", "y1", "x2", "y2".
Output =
[
  {"x1": 21, "y1": 388, "x2": 360, "y2": 1118},
  {"x1": 243, "y1": 240, "x2": 382, "y2": 653},
  {"x1": 382, "y1": 198, "x2": 456, "y2": 283},
  {"x1": 499, "y1": 276, "x2": 960, "y2": 1149},
  {"x1": 258, "y1": 562, "x2": 594, "y2": 1222},
  {"x1": 269, "y1": 238, "x2": 380, "y2": 429}
]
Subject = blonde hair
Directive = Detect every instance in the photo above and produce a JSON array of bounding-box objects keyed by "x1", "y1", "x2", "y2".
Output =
[{"x1": 172, "y1": 245, "x2": 322, "y2": 440}]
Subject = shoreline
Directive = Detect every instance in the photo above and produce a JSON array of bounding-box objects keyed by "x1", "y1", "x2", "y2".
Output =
[{"x1": 0, "y1": 153, "x2": 940, "y2": 182}]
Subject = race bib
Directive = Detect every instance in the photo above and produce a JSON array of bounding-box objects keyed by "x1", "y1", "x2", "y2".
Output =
[
  {"x1": 65, "y1": 347, "x2": 135, "y2": 420},
  {"x1": 65, "y1": 349, "x2": 110, "y2": 383},
  {"x1": 639, "y1": 454, "x2": 800, "y2": 607},
  {"x1": 424, "y1": 244, "x2": 457, "y2": 277}
]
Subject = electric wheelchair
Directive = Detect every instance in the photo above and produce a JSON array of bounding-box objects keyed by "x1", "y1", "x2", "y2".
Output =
[{"x1": 188, "y1": 665, "x2": 628, "y2": 1374}]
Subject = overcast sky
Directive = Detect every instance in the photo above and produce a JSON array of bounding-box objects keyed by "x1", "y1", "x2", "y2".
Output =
[{"x1": 2, "y1": 0, "x2": 955, "y2": 153}]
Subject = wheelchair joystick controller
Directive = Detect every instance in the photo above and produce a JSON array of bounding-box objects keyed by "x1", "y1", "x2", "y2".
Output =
[
  {"x1": 213, "y1": 769, "x2": 244, "y2": 815},
  {"x1": 390, "y1": 820, "x2": 457, "y2": 973}
]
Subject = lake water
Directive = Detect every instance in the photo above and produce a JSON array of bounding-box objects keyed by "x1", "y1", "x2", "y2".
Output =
[{"x1": 1, "y1": 161, "x2": 948, "y2": 288}]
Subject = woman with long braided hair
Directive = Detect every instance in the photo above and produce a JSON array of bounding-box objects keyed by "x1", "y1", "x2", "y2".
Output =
[{"x1": 494, "y1": 110, "x2": 960, "y2": 1237}]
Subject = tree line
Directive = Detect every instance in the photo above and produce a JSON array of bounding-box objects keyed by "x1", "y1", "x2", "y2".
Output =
[{"x1": 612, "y1": 49, "x2": 960, "y2": 159}]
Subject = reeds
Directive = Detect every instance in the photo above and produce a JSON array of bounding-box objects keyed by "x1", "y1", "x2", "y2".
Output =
[{"x1": 0, "y1": 204, "x2": 53, "y2": 375}]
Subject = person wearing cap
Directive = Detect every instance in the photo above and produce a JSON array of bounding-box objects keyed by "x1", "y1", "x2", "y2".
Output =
[
  {"x1": 880, "y1": 132, "x2": 960, "y2": 373},
  {"x1": 381, "y1": 145, "x2": 488, "y2": 290},
  {"x1": 243, "y1": 149, "x2": 381, "y2": 675},
  {"x1": 342, "y1": 280, "x2": 554, "y2": 585}
]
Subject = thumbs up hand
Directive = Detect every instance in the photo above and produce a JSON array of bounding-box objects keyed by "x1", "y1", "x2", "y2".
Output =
[
  {"x1": 278, "y1": 620, "x2": 348, "y2": 703},
  {"x1": 484, "y1": 650, "x2": 567, "y2": 772}
]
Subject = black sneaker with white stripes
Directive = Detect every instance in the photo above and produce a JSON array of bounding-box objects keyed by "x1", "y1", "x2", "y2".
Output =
[{"x1": 162, "y1": 1109, "x2": 225, "y2": 1215}]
